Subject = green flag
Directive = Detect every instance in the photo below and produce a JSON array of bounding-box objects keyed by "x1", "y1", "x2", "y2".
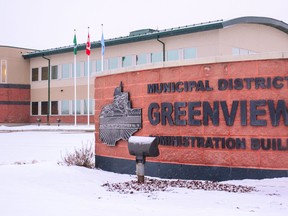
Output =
[{"x1": 73, "y1": 31, "x2": 77, "y2": 55}]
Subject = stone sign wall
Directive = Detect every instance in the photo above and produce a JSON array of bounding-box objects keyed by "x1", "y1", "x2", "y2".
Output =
[{"x1": 95, "y1": 59, "x2": 288, "y2": 180}]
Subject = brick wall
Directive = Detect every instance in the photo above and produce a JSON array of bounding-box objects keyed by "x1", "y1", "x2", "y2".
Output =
[
  {"x1": 95, "y1": 59, "x2": 288, "y2": 173},
  {"x1": 0, "y1": 84, "x2": 30, "y2": 123}
]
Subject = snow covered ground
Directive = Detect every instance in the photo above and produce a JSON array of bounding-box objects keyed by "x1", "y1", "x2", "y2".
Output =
[{"x1": 0, "y1": 125, "x2": 287, "y2": 216}]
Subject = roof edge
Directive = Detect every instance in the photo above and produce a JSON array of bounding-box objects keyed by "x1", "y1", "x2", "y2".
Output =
[
  {"x1": 23, "y1": 16, "x2": 288, "y2": 59},
  {"x1": 223, "y1": 16, "x2": 288, "y2": 34}
]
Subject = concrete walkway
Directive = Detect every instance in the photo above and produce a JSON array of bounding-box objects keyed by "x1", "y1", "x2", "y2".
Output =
[{"x1": 0, "y1": 124, "x2": 95, "y2": 132}]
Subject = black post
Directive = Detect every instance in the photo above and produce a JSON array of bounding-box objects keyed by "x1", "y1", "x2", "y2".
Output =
[
  {"x1": 42, "y1": 55, "x2": 50, "y2": 125},
  {"x1": 157, "y1": 36, "x2": 165, "y2": 62},
  {"x1": 136, "y1": 156, "x2": 146, "y2": 183}
]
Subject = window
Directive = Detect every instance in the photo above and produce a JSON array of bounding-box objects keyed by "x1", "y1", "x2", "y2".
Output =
[
  {"x1": 184, "y1": 48, "x2": 197, "y2": 59},
  {"x1": 136, "y1": 54, "x2": 147, "y2": 65},
  {"x1": 232, "y1": 48, "x2": 239, "y2": 56},
  {"x1": 62, "y1": 64, "x2": 70, "y2": 79},
  {"x1": 51, "y1": 65, "x2": 58, "y2": 80},
  {"x1": 151, "y1": 52, "x2": 163, "y2": 63},
  {"x1": 51, "y1": 101, "x2": 59, "y2": 115},
  {"x1": 41, "y1": 66, "x2": 48, "y2": 80},
  {"x1": 61, "y1": 100, "x2": 69, "y2": 115},
  {"x1": 122, "y1": 55, "x2": 132, "y2": 67},
  {"x1": 91, "y1": 60, "x2": 96, "y2": 74},
  {"x1": 74, "y1": 62, "x2": 83, "y2": 77},
  {"x1": 32, "y1": 68, "x2": 39, "y2": 81},
  {"x1": 232, "y1": 48, "x2": 257, "y2": 56},
  {"x1": 167, "y1": 50, "x2": 179, "y2": 61},
  {"x1": 96, "y1": 59, "x2": 102, "y2": 72},
  {"x1": 41, "y1": 101, "x2": 48, "y2": 115},
  {"x1": 108, "y1": 57, "x2": 118, "y2": 70},
  {"x1": 90, "y1": 99, "x2": 94, "y2": 114},
  {"x1": 72, "y1": 100, "x2": 81, "y2": 114},
  {"x1": 32, "y1": 102, "x2": 38, "y2": 115},
  {"x1": 84, "y1": 99, "x2": 94, "y2": 114},
  {"x1": 84, "y1": 61, "x2": 91, "y2": 77},
  {"x1": 1, "y1": 60, "x2": 7, "y2": 83}
]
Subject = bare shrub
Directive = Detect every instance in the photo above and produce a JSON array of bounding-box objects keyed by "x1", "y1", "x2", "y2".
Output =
[{"x1": 61, "y1": 144, "x2": 95, "y2": 169}]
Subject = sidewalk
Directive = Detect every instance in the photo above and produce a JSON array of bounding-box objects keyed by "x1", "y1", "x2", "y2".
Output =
[{"x1": 0, "y1": 124, "x2": 95, "y2": 132}]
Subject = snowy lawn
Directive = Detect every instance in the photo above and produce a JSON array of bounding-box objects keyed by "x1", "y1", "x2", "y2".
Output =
[{"x1": 0, "y1": 125, "x2": 287, "y2": 216}]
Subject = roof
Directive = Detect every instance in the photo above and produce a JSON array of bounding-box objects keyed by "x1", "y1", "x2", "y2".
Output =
[
  {"x1": 0, "y1": 45, "x2": 36, "y2": 52},
  {"x1": 23, "y1": 16, "x2": 288, "y2": 59}
]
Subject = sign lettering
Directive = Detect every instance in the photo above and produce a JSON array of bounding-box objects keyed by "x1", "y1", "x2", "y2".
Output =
[{"x1": 147, "y1": 76, "x2": 288, "y2": 152}]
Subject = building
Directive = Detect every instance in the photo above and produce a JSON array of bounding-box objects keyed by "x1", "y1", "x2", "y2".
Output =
[
  {"x1": 1, "y1": 16, "x2": 288, "y2": 180},
  {"x1": 92, "y1": 17, "x2": 288, "y2": 180},
  {"x1": 1, "y1": 16, "x2": 288, "y2": 125}
]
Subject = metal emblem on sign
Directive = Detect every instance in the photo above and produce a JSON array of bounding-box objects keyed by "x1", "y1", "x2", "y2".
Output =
[{"x1": 99, "y1": 82, "x2": 142, "y2": 146}]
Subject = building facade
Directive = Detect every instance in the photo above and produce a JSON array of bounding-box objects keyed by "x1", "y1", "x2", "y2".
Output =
[
  {"x1": 0, "y1": 16, "x2": 288, "y2": 126},
  {"x1": 91, "y1": 17, "x2": 288, "y2": 180},
  {"x1": 1, "y1": 16, "x2": 288, "y2": 180},
  {"x1": 0, "y1": 46, "x2": 32, "y2": 123}
]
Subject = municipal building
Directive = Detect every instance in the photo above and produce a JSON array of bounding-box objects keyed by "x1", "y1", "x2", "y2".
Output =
[{"x1": 1, "y1": 16, "x2": 288, "y2": 180}]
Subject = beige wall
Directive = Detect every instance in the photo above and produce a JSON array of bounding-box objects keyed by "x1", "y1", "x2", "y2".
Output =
[
  {"x1": 0, "y1": 46, "x2": 33, "y2": 84},
  {"x1": 30, "y1": 55, "x2": 94, "y2": 101},
  {"x1": 29, "y1": 23, "x2": 288, "y2": 102},
  {"x1": 219, "y1": 24, "x2": 288, "y2": 55},
  {"x1": 98, "y1": 29, "x2": 222, "y2": 59},
  {"x1": 31, "y1": 77, "x2": 93, "y2": 101},
  {"x1": 87, "y1": 23, "x2": 288, "y2": 60}
]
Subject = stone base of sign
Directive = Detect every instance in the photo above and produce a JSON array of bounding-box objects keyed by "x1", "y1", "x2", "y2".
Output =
[{"x1": 95, "y1": 155, "x2": 288, "y2": 181}]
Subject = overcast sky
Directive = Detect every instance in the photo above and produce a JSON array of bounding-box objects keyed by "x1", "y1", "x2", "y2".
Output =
[{"x1": 1, "y1": 0, "x2": 287, "y2": 50}]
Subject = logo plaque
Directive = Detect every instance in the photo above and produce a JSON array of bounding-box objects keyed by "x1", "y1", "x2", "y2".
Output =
[{"x1": 99, "y1": 82, "x2": 142, "y2": 146}]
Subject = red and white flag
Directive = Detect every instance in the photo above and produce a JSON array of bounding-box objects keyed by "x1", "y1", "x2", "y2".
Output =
[{"x1": 86, "y1": 32, "x2": 91, "y2": 56}]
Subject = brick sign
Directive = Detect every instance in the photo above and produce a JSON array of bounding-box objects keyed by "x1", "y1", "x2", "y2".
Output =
[{"x1": 95, "y1": 59, "x2": 288, "y2": 180}]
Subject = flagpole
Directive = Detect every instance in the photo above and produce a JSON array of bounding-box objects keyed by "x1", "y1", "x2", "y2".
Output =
[
  {"x1": 73, "y1": 29, "x2": 77, "y2": 126},
  {"x1": 87, "y1": 27, "x2": 90, "y2": 126},
  {"x1": 101, "y1": 50, "x2": 104, "y2": 72},
  {"x1": 101, "y1": 24, "x2": 104, "y2": 72},
  {"x1": 74, "y1": 54, "x2": 77, "y2": 126},
  {"x1": 87, "y1": 56, "x2": 90, "y2": 125}
]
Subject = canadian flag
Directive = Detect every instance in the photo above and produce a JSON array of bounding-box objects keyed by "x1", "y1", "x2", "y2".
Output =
[{"x1": 86, "y1": 32, "x2": 91, "y2": 56}]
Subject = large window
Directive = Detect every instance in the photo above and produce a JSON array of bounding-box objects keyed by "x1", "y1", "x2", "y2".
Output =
[
  {"x1": 41, "y1": 66, "x2": 48, "y2": 80},
  {"x1": 31, "y1": 100, "x2": 96, "y2": 116},
  {"x1": 72, "y1": 100, "x2": 81, "y2": 115},
  {"x1": 232, "y1": 48, "x2": 256, "y2": 56},
  {"x1": 167, "y1": 50, "x2": 179, "y2": 61},
  {"x1": 1, "y1": 60, "x2": 7, "y2": 83},
  {"x1": 61, "y1": 100, "x2": 70, "y2": 115},
  {"x1": 31, "y1": 102, "x2": 38, "y2": 115},
  {"x1": 136, "y1": 54, "x2": 147, "y2": 65},
  {"x1": 41, "y1": 101, "x2": 48, "y2": 115},
  {"x1": 108, "y1": 57, "x2": 118, "y2": 70},
  {"x1": 184, "y1": 47, "x2": 197, "y2": 59},
  {"x1": 74, "y1": 62, "x2": 83, "y2": 77},
  {"x1": 51, "y1": 101, "x2": 59, "y2": 115},
  {"x1": 91, "y1": 60, "x2": 96, "y2": 74},
  {"x1": 151, "y1": 52, "x2": 163, "y2": 63},
  {"x1": 51, "y1": 65, "x2": 58, "y2": 80},
  {"x1": 96, "y1": 59, "x2": 102, "y2": 72},
  {"x1": 84, "y1": 61, "x2": 92, "y2": 77},
  {"x1": 32, "y1": 68, "x2": 39, "y2": 81},
  {"x1": 84, "y1": 99, "x2": 94, "y2": 114},
  {"x1": 122, "y1": 55, "x2": 132, "y2": 67},
  {"x1": 62, "y1": 64, "x2": 70, "y2": 79}
]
